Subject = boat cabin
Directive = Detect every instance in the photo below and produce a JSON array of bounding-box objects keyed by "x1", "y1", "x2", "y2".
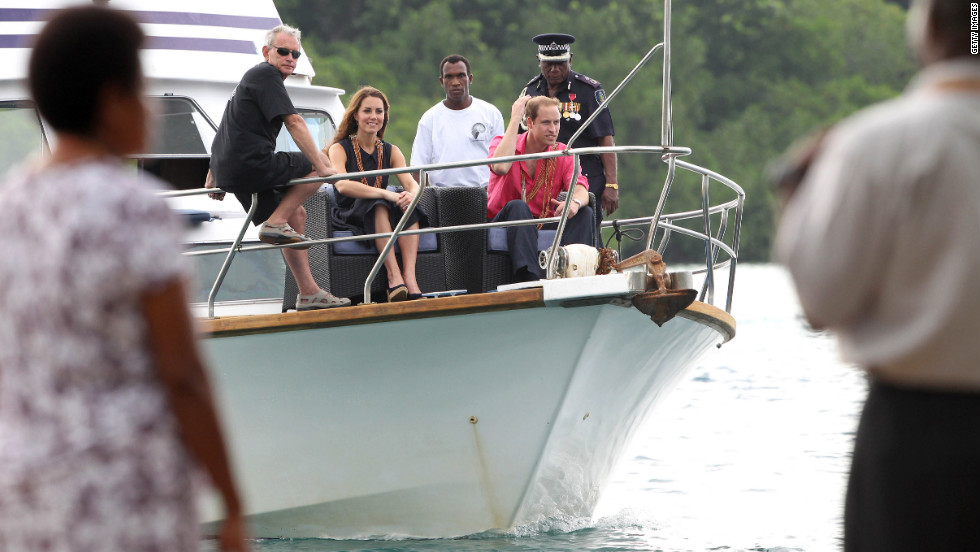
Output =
[{"x1": 1, "y1": 0, "x2": 348, "y2": 313}]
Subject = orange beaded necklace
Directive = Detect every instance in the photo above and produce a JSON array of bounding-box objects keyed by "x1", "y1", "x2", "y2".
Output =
[
  {"x1": 521, "y1": 146, "x2": 558, "y2": 220},
  {"x1": 350, "y1": 134, "x2": 385, "y2": 188}
]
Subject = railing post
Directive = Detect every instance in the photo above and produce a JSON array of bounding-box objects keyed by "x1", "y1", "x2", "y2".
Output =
[
  {"x1": 700, "y1": 174, "x2": 714, "y2": 305},
  {"x1": 207, "y1": 192, "x2": 258, "y2": 318},
  {"x1": 544, "y1": 153, "x2": 581, "y2": 279},
  {"x1": 362, "y1": 173, "x2": 429, "y2": 304},
  {"x1": 726, "y1": 199, "x2": 744, "y2": 313},
  {"x1": 646, "y1": 155, "x2": 676, "y2": 251},
  {"x1": 662, "y1": 0, "x2": 672, "y2": 147}
]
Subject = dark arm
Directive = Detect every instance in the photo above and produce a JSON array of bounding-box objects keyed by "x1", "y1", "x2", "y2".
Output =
[{"x1": 142, "y1": 279, "x2": 248, "y2": 552}]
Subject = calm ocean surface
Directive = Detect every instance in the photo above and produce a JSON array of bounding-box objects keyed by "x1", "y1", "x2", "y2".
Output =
[{"x1": 202, "y1": 264, "x2": 867, "y2": 552}]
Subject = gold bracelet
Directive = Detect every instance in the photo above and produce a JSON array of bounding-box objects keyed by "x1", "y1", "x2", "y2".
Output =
[{"x1": 605, "y1": 182, "x2": 619, "y2": 190}]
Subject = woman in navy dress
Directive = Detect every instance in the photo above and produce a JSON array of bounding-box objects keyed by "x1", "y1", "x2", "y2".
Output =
[{"x1": 325, "y1": 86, "x2": 428, "y2": 301}]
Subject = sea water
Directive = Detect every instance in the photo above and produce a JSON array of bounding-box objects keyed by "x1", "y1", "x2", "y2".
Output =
[{"x1": 202, "y1": 264, "x2": 865, "y2": 552}]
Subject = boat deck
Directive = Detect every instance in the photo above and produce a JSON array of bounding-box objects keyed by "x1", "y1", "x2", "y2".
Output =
[{"x1": 199, "y1": 288, "x2": 735, "y2": 342}]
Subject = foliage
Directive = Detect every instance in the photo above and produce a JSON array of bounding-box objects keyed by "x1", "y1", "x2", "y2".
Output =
[{"x1": 279, "y1": 0, "x2": 915, "y2": 261}]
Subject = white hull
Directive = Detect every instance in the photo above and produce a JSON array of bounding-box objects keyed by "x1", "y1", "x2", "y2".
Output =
[{"x1": 199, "y1": 290, "x2": 730, "y2": 538}]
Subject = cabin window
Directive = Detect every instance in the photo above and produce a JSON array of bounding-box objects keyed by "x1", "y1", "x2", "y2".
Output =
[
  {"x1": 147, "y1": 96, "x2": 215, "y2": 155},
  {"x1": 276, "y1": 109, "x2": 336, "y2": 152},
  {"x1": 140, "y1": 96, "x2": 216, "y2": 190},
  {"x1": 0, "y1": 101, "x2": 48, "y2": 170}
]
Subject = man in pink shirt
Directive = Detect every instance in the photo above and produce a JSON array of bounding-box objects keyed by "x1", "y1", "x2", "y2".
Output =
[{"x1": 488, "y1": 95, "x2": 593, "y2": 282}]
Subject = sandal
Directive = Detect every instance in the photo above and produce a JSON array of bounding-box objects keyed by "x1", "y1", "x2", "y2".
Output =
[
  {"x1": 259, "y1": 221, "x2": 312, "y2": 249},
  {"x1": 296, "y1": 289, "x2": 350, "y2": 311},
  {"x1": 387, "y1": 284, "x2": 408, "y2": 302}
]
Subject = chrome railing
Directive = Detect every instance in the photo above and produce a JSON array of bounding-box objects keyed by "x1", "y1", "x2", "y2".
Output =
[
  {"x1": 166, "y1": 142, "x2": 742, "y2": 315},
  {"x1": 605, "y1": 159, "x2": 744, "y2": 313}
]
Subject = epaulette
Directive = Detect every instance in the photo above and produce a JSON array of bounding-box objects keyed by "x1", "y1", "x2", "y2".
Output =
[
  {"x1": 573, "y1": 72, "x2": 601, "y2": 88},
  {"x1": 525, "y1": 74, "x2": 543, "y2": 87}
]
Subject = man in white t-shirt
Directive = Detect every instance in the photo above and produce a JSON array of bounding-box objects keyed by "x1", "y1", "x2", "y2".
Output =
[{"x1": 411, "y1": 55, "x2": 504, "y2": 187}]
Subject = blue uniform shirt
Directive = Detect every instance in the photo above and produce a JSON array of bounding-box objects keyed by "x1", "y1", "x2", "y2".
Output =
[{"x1": 521, "y1": 70, "x2": 615, "y2": 190}]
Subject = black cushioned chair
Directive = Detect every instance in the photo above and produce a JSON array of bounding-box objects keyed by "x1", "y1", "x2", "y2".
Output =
[
  {"x1": 431, "y1": 186, "x2": 488, "y2": 295},
  {"x1": 283, "y1": 185, "x2": 486, "y2": 309},
  {"x1": 483, "y1": 191, "x2": 601, "y2": 292}
]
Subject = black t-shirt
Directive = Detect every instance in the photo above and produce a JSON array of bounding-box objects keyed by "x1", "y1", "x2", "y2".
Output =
[
  {"x1": 210, "y1": 62, "x2": 298, "y2": 190},
  {"x1": 521, "y1": 70, "x2": 615, "y2": 179}
]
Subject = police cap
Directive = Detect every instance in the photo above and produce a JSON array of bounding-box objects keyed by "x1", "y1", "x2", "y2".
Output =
[{"x1": 533, "y1": 33, "x2": 574, "y2": 62}]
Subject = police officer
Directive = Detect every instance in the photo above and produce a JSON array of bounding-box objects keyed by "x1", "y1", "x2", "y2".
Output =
[{"x1": 521, "y1": 33, "x2": 619, "y2": 218}]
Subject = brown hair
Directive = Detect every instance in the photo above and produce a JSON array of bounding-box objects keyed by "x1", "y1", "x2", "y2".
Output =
[
  {"x1": 525, "y1": 96, "x2": 560, "y2": 122},
  {"x1": 332, "y1": 86, "x2": 390, "y2": 143}
]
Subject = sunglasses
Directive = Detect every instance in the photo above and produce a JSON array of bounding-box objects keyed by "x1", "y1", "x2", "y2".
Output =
[{"x1": 274, "y1": 46, "x2": 301, "y2": 59}]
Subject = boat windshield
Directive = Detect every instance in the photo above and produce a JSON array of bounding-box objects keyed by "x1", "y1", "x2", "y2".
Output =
[
  {"x1": 276, "y1": 109, "x2": 335, "y2": 151},
  {"x1": 147, "y1": 96, "x2": 215, "y2": 155},
  {"x1": 137, "y1": 96, "x2": 216, "y2": 191},
  {"x1": 0, "y1": 101, "x2": 47, "y2": 169}
]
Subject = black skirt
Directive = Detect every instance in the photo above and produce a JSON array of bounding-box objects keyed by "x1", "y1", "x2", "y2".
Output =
[
  {"x1": 844, "y1": 379, "x2": 980, "y2": 551},
  {"x1": 332, "y1": 195, "x2": 427, "y2": 237}
]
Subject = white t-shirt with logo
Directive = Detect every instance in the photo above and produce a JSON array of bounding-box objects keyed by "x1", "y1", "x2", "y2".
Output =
[{"x1": 411, "y1": 97, "x2": 505, "y2": 187}]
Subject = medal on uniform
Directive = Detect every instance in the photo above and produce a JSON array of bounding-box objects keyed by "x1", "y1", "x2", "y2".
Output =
[{"x1": 564, "y1": 93, "x2": 575, "y2": 118}]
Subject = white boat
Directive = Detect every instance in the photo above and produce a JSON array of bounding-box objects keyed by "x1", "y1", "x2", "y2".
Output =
[{"x1": 1, "y1": 0, "x2": 743, "y2": 539}]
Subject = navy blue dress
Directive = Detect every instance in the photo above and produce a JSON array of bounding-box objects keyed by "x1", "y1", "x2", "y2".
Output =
[{"x1": 331, "y1": 137, "x2": 427, "y2": 236}]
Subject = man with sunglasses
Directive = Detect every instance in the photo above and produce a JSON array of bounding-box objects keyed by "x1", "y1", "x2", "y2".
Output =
[{"x1": 207, "y1": 24, "x2": 350, "y2": 309}]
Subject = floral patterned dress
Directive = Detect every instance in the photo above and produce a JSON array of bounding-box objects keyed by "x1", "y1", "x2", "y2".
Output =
[{"x1": 0, "y1": 159, "x2": 199, "y2": 551}]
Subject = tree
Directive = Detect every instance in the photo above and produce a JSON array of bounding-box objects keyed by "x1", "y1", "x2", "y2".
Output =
[{"x1": 279, "y1": 0, "x2": 914, "y2": 262}]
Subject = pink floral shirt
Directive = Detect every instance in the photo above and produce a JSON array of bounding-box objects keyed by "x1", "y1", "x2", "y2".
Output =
[{"x1": 486, "y1": 133, "x2": 589, "y2": 219}]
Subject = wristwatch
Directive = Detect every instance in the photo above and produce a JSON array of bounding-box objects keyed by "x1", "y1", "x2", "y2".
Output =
[{"x1": 605, "y1": 182, "x2": 619, "y2": 190}]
